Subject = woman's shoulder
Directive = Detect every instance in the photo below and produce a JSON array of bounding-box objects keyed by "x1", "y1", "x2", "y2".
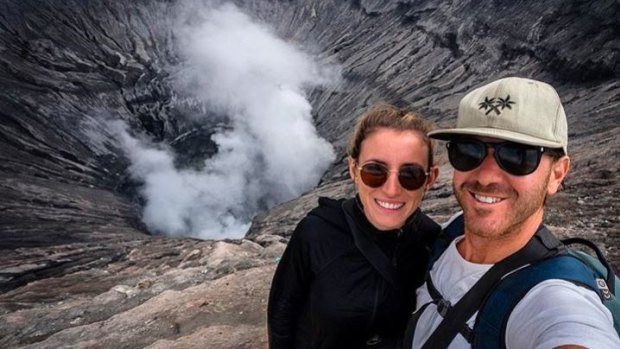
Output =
[
  {"x1": 406, "y1": 210, "x2": 441, "y2": 245},
  {"x1": 415, "y1": 211, "x2": 441, "y2": 231},
  {"x1": 293, "y1": 197, "x2": 352, "y2": 242}
]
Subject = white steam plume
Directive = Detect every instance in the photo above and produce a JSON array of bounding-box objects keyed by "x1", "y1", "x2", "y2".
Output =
[{"x1": 111, "y1": 3, "x2": 338, "y2": 239}]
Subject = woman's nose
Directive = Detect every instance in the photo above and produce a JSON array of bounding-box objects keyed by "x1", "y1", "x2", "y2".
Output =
[{"x1": 382, "y1": 171, "x2": 402, "y2": 196}]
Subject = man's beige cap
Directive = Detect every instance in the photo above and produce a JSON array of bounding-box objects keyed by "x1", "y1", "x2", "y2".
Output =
[{"x1": 428, "y1": 77, "x2": 568, "y2": 154}]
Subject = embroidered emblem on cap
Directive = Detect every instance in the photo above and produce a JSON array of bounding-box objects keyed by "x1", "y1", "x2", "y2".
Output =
[{"x1": 478, "y1": 95, "x2": 515, "y2": 115}]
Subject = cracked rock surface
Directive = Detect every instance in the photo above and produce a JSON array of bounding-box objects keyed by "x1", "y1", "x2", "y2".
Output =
[{"x1": 1, "y1": 0, "x2": 619, "y2": 348}]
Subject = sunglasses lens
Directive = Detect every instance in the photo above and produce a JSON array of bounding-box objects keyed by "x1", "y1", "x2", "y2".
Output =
[
  {"x1": 359, "y1": 163, "x2": 427, "y2": 190},
  {"x1": 398, "y1": 165, "x2": 428, "y2": 190},
  {"x1": 447, "y1": 141, "x2": 486, "y2": 172},
  {"x1": 359, "y1": 163, "x2": 388, "y2": 188},
  {"x1": 495, "y1": 144, "x2": 542, "y2": 175},
  {"x1": 447, "y1": 140, "x2": 543, "y2": 176}
]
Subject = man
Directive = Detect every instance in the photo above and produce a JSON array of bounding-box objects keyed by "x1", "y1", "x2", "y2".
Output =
[{"x1": 409, "y1": 77, "x2": 620, "y2": 348}]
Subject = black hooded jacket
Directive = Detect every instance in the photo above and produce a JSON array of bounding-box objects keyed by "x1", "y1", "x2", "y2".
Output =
[{"x1": 267, "y1": 197, "x2": 440, "y2": 349}]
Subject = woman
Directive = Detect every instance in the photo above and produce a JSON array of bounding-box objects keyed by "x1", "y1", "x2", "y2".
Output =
[{"x1": 267, "y1": 104, "x2": 440, "y2": 349}]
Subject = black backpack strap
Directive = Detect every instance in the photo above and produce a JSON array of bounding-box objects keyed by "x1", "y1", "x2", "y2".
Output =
[
  {"x1": 425, "y1": 271, "x2": 475, "y2": 342},
  {"x1": 403, "y1": 301, "x2": 433, "y2": 349},
  {"x1": 403, "y1": 272, "x2": 474, "y2": 349},
  {"x1": 420, "y1": 225, "x2": 563, "y2": 349},
  {"x1": 341, "y1": 199, "x2": 400, "y2": 289}
]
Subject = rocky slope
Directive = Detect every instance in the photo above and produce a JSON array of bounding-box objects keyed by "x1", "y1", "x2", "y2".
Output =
[{"x1": 1, "y1": 0, "x2": 619, "y2": 348}]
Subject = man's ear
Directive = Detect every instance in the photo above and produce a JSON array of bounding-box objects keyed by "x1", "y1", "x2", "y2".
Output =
[
  {"x1": 547, "y1": 156, "x2": 570, "y2": 195},
  {"x1": 348, "y1": 156, "x2": 357, "y2": 181}
]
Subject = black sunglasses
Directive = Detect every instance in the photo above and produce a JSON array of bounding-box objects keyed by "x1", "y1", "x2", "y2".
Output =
[
  {"x1": 357, "y1": 162, "x2": 429, "y2": 191},
  {"x1": 447, "y1": 139, "x2": 552, "y2": 176}
]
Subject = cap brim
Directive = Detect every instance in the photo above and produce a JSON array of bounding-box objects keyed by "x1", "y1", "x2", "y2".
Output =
[{"x1": 428, "y1": 127, "x2": 566, "y2": 150}]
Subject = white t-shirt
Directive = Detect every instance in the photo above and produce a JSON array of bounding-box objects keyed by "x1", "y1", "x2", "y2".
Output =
[{"x1": 411, "y1": 236, "x2": 620, "y2": 348}]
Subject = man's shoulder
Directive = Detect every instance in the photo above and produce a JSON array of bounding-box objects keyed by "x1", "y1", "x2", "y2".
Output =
[{"x1": 506, "y1": 279, "x2": 620, "y2": 348}]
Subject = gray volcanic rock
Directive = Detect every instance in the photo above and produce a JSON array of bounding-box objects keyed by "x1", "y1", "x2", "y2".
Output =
[
  {"x1": 0, "y1": 0, "x2": 619, "y2": 348},
  {"x1": 0, "y1": 237, "x2": 275, "y2": 348}
]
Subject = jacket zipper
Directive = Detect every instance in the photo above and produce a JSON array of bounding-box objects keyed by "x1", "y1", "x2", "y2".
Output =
[
  {"x1": 392, "y1": 228, "x2": 404, "y2": 266},
  {"x1": 369, "y1": 283, "x2": 380, "y2": 330}
]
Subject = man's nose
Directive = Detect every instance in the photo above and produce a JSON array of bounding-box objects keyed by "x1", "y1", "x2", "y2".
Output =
[{"x1": 474, "y1": 148, "x2": 505, "y2": 182}]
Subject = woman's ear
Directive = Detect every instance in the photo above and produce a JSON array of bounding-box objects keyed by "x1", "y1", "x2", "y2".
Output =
[
  {"x1": 348, "y1": 156, "x2": 356, "y2": 181},
  {"x1": 425, "y1": 166, "x2": 440, "y2": 191},
  {"x1": 547, "y1": 155, "x2": 570, "y2": 195}
]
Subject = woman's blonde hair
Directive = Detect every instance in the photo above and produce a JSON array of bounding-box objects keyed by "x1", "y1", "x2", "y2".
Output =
[{"x1": 347, "y1": 103, "x2": 436, "y2": 169}]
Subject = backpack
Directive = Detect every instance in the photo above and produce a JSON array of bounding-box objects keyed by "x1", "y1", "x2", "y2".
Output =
[{"x1": 405, "y1": 213, "x2": 620, "y2": 348}]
